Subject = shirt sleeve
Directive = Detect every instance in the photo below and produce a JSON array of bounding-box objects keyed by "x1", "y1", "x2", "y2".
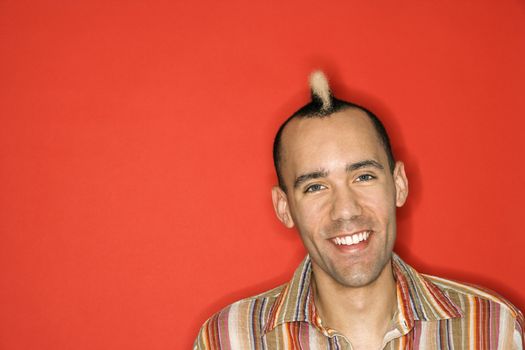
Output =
[
  {"x1": 514, "y1": 309, "x2": 524, "y2": 350},
  {"x1": 193, "y1": 317, "x2": 215, "y2": 350},
  {"x1": 193, "y1": 324, "x2": 208, "y2": 350},
  {"x1": 193, "y1": 311, "x2": 227, "y2": 350}
]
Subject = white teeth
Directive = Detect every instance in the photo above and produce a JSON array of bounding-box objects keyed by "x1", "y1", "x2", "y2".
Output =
[{"x1": 332, "y1": 231, "x2": 371, "y2": 246}]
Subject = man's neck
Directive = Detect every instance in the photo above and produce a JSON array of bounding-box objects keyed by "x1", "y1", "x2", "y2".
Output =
[{"x1": 312, "y1": 260, "x2": 397, "y2": 350}]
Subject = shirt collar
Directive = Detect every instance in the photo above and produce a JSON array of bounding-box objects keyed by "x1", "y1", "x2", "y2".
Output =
[{"x1": 263, "y1": 253, "x2": 463, "y2": 334}]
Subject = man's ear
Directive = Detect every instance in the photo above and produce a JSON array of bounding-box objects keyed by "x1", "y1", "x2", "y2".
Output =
[
  {"x1": 393, "y1": 161, "x2": 409, "y2": 207},
  {"x1": 271, "y1": 186, "x2": 295, "y2": 228}
]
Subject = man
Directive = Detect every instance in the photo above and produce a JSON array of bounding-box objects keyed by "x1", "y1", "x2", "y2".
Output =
[{"x1": 194, "y1": 71, "x2": 524, "y2": 349}]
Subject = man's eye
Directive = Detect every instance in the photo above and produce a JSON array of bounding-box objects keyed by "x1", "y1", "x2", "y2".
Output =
[
  {"x1": 356, "y1": 174, "x2": 375, "y2": 182},
  {"x1": 304, "y1": 184, "x2": 325, "y2": 193}
]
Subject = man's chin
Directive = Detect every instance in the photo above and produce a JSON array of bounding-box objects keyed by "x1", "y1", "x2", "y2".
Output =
[
  {"x1": 331, "y1": 259, "x2": 392, "y2": 288},
  {"x1": 333, "y1": 270, "x2": 380, "y2": 288}
]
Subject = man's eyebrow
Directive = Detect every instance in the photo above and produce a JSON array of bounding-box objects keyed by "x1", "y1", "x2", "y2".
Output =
[
  {"x1": 294, "y1": 170, "x2": 328, "y2": 189},
  {"x1": 346, "y1": 160, "x2": 384, "y2": 172}
]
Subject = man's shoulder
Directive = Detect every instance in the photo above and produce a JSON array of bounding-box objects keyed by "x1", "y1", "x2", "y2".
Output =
[
  {"x1": 208, "y1": 283, "x2": 285, "y2": 320},
  {"x1": 423, "y1": 273, "x2": 524, "y2": 322},
  {"x1": 194, "y1": 283, "x2": 286, "y2": 349}
]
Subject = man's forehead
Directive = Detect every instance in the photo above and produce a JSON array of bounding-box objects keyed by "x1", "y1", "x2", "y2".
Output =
[
  {"x1": 282, "y1": 110, "x2": 380, "y2": 153},
  {"x1": 285, "y1": 108, "x2": 372, "y2": 136},
  {"x1": 279, "y1": 109, "x2": 389, "y2": 177}
]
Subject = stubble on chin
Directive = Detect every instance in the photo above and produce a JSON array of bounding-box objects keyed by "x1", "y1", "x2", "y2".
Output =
[{"x1": 321, "y1": 249, "x2": 394, "y2": 289}]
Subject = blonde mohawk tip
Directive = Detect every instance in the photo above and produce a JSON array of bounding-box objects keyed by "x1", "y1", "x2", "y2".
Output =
[{"x1": 309, "y1": 70, "x2": 332, "y2": 111}]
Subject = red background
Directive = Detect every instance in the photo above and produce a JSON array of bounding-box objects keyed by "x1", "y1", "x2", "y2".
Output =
[{"x1": 1, "y1": 1, "x2": 525, "y2": 349}]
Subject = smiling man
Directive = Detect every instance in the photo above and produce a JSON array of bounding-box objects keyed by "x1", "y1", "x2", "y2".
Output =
[{"x1": 194, "y1": 72, "x2": 524, "y2": 349}]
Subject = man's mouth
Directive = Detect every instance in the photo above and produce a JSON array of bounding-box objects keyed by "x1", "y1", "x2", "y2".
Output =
[{"x1": 331, "y1": 231, "x2": 371, "y2": 246}]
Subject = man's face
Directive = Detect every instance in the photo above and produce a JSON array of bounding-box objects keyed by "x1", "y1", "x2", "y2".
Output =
[{"x1": 272, "y1": 109, "x2": 408, "y2": 288}]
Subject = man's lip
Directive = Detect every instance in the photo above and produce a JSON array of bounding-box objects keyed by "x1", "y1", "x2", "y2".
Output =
[
  {"x1": 329, "y1": 230, "x2": 373, "y2": 246},
  {"x1": 328, "y1": 229, "x2": 373, "y2": 240}
]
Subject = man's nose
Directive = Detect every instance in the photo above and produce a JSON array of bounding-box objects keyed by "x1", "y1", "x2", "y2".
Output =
[{"x1": 329, "y1": 187, "x2": 363, "y2": 221}]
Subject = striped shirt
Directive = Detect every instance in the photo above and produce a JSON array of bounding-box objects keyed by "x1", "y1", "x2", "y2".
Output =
[{"x1": 194, "y1": 254, "x2": 524, "y2": 349}]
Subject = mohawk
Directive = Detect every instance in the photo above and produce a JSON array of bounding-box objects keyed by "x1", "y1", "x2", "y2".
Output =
[{"x1": 309, "y1": 70, "x2": 332, "y2": 112}]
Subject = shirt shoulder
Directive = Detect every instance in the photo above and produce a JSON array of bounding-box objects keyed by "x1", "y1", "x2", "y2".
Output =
[
  {"x1": 193, "y1": 284, "x2": 285, "y2": 350},
  {"x1": 424, "y1": 274, "x2": 523, "y2": 320},
  {"x1": 423, "y1": 274, "x2": 524, "y2": 349}
]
